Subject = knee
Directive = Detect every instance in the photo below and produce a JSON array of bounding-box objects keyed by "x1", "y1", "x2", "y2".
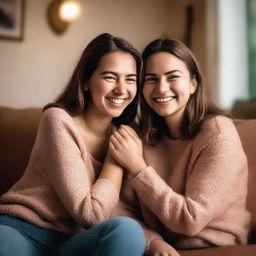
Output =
[
  {"x1": 110, "y1": 217, "x2": 143, "y2": 234},
  {"x1": 108, "y1": 217, "x2": 146, "y2": 248}
]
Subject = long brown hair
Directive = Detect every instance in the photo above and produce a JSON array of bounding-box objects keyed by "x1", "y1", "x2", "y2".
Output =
[
  {"x1": 44, "y1": 33, "x2": 142, "y2": 126},
  {"x1": 140, "y1": 39, "x2": 224, "y2": 143}
]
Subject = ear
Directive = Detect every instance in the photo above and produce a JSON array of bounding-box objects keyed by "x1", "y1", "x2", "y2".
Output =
[{"x1": 190, "y1": 77, "x2": 197, "y2": 95}]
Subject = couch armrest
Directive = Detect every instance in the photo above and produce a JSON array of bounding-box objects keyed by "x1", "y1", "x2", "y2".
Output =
[{"x1": 178, "y1": 244, "x2": 256, "y2": 256}]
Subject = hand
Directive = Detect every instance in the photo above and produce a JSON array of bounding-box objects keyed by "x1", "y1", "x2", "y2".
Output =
[
  {"x1": 104, "y1": 147, "x2": 117, "y2": 165},
  {"x1": 149, "y1": 239, "x2": 180, "y2": 256},
  {"x1": 109, "y1": 125, "x2": 147, "y2": 176}
]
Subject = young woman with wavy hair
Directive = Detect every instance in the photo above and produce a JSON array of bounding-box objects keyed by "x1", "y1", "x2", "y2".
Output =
[{"x1": 0, "y1": 33, "x2": 146, "y2": 256}]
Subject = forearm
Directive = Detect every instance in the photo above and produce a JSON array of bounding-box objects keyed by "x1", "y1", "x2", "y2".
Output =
[
  {"x1": 99, "y1": 151, "x2": 124, "y2": 193},
  {"x1": 131, "y1": 158, "x2": 246, "y2": 237},
  {"x1": 130, "y1": 167, "x2": 214, "y2": 236}
]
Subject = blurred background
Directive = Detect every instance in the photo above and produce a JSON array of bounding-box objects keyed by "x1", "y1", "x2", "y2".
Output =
[{"x1": 0, "y1": 0, "x2": 255, "y2": 118}]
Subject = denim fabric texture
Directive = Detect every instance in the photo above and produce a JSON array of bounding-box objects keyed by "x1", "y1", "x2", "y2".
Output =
[{"x1": 0, "y1": 215, "x2": 146, "y2": 256}]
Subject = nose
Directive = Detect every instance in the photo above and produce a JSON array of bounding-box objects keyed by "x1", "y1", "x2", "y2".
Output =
[
  {"x1": 113, "y1": 79, "x2": 126, "y2": 95},
  {"x1": 157, "y1": 77, "x2": 170, "y2": 93}
]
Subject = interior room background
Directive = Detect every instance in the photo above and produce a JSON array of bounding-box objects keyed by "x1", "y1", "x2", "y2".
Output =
[{"x1": 0, "y1": 0, "x2": 254, "y2": 114}]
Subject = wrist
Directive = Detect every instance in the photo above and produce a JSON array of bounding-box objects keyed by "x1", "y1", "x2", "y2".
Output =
[{"x1": 128, "y1": 160, "x2": 147, "y2": 177}]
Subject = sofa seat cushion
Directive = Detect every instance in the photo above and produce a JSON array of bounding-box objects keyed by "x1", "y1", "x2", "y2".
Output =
[{"x1": 179, "y1": 244, "x2": 256, "y2": 256}]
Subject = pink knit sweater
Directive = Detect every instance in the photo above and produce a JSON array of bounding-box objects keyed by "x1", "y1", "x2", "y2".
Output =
[
  {"x1": 115, "y1": 116, "x2": 251, "y2": 249},
  {"x1": 0, "y1": 108, "x2": 119, "y2": 234}
]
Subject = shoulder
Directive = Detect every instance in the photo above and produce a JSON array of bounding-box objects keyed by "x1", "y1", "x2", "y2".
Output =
[
  {"x1": 194, "y1": 115, "x2": 242, "y2": 151},
  {"x1": 42, "y1": 107, "x2": 73, "y2": 124},
  {"x1": 43, "y1": 107, "x2": 71, "y2": 120},
  {"x1": 40, "y1": 107, "x2": 75, "y2": 132},
  {"x1": 200, "y1": 115, "x2": 236, "y2": 138}
]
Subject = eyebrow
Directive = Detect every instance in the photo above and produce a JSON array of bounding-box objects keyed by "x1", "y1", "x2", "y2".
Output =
[
  {"x1": 100, "y1": 71, "x2": 137, "y2": 77},
  {"x1": 145, "y1": 70, "x2": 182, "y2": 77}
]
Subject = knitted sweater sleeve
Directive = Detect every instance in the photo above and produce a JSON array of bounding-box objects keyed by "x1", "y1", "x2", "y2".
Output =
[
  {"x1": 37, "y1": 109, "x2": 119, "y2": 228},
  {"x1": 131, "y1": 118, "x2": 247, "y2": 236}
]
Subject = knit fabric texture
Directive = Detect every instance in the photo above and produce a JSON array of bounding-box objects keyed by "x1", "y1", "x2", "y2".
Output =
[
  {"x1": 117, "y1": 116, "x2": 251, "y2": 249},
  {"x1": 0, "y1": 108, "x2": 119, "y2": 234}
]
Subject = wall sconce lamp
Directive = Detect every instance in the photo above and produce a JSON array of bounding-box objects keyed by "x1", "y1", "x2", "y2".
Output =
[{"x1": 47, "y1": 0, "x2": 81, "y2": 34}]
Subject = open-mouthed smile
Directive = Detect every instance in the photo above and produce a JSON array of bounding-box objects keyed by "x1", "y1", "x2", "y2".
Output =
[
  {"x1": 106, "y1": 97, "x2": 127, "y2": 105},
  {"x1": 153, "y1": 96, "x2": 176, "y2": 103}
]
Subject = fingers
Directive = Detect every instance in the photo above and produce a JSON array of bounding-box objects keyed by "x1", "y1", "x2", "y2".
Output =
[
  {"x1": 153, "y1": 252, "x2": 174, "y2": 256},
  {"x1": 110, "y1": 129, "x2": 132, "y2": 149},
  {"x1": 111, "y1": 126, "x2": 138, "y2": 145},
  {"x1": 109, "y1": 140, "x2": 115, "y2": 151},
  {"x1": 119, "y1": 125, "x2": 140, "y2": 142},
  {"x1": 109, "y1": 132, "x2": 120, "y2": 149},
  {"x1": 116, "y1": 127, "x2": 130, "y2": 140},
  {"x1": 121, "y1": 124, "x2": 138, "y2": 137},
  {"x1": 112, "y1": 129, "x2": 124, "y2": 141},
  {"x1": 120, "y1": 124, "x2": 138, "y2": 137}
]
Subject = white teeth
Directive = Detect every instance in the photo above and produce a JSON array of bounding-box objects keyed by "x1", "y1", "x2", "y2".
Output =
[
  {"x1": 107, "y1": 97, "x2": 125, "y2": 104},
  {"x1": 154, "y1": 96, "x2": 174, "y2": 103}
]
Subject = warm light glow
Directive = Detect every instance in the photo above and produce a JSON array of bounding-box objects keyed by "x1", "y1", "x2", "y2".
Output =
[{"x1": 59, "y1": 1, "x2": 81, "y2": 22}]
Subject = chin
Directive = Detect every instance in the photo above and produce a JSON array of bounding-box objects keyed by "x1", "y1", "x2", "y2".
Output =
[
  {"x1": 107, "y1": 109, "x2": 125, "y2": 118},
  {"x1": 155, "y1": 110, "x2": 174, "y2": 117}
]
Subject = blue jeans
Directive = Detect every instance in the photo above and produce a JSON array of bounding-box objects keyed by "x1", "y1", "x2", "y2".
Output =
[{"x1": 0, "y1": 215, "x2": 146, "y2": 256}]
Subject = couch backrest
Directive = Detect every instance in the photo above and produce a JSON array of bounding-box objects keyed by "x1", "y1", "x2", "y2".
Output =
[
  {"x1": 0, "y1": 107, "x2": 42, "y2": 195},
  {"x1": 234, "y1": 119, "x2": 256, "y2": 243}
]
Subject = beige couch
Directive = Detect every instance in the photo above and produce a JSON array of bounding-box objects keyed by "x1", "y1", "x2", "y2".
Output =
[{"x1": 0, "y1": 106, "x2": 256, "y2": 255}]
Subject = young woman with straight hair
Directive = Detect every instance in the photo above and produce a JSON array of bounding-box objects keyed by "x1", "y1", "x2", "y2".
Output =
[{"x1": 110, "y1": 38, "x2": 251, "y2": 256}]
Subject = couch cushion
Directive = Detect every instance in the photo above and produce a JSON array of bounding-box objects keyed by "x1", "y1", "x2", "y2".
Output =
[
  {"x1": 0, "y1": 107, "x2": 42, "y2": 195},
  {"x1": 235, "y1": 119, "x2": 256, "y2": 243},
  {"x1": 179, "y1": 244, "x2": 256, "y2": 256}
]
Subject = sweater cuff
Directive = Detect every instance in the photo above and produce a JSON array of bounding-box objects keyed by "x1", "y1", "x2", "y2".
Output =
[
  {"x1": 131, "y1": 166, "x2": 173, "y2": 202},
  {"x1": 131, "y1": 166, "x2": 158, "y2": 193}
]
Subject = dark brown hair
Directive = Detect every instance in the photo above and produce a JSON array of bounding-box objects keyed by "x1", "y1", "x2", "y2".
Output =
[
  {"x1": 140, "y1": 39, "x2": 224, "y2": 143},
  {"x1": 44, "y1": 33, "x2": 142, "y2": 126}
]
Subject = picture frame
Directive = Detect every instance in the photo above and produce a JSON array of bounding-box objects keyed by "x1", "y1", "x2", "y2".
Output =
[{"x1": 0, "y1": 0, "x2": 25, "y2": 41}]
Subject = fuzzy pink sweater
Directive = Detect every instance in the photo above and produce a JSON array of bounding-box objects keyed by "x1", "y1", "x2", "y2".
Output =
[
  {"x1": 0, "y1": 108, "x2": 119, "y2": 234},
  {"x1": 115, "y1": 116, "x2": 251, "y2": 249}
]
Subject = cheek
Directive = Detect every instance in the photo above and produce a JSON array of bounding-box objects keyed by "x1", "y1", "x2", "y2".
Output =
[
  {"x1": 142, "y1": 86, "x2": 153, "y2": 106},
  {"x1": 142, "y1": 85, "x2": 151, "y2": 99},
  {"x1": 172, "y1": 81, "x2": 190, "y2": 96},
  {"x1": 129, "y1": 85, "x2": 137, "y2": 99},
  {"x1": 92, "y1": 82, "x2": 111, "y2": 96}
]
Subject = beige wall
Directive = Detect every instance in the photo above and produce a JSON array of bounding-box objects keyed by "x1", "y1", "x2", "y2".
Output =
[{"x1": 0, "y1": 0, "x2": 208, "y2": 108}]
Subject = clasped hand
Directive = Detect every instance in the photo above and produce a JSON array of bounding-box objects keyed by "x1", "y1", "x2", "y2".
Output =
[{"x1": 109, "y1": 125, "x2": 147, "y2": 176}]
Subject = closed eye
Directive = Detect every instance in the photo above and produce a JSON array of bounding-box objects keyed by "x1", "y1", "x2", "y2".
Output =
[
  {"x1": 167, "y1": 75, "x2": 180, "y2": 81},
  {"x1": 104, "y1": 76, "x2": 116, "y2": 81},
  {"x1": 126, "y1": 78, "x2": 136, "y2": 83},
  {"x1": 145, "y1": 77, "x2": 158, "y2": 82}
]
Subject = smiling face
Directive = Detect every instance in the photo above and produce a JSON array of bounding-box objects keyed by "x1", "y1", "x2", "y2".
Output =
[
  {"x1": 85, "y1": 51, "x2": 137, "y2": 119},
  {"x1": 143, "y1": 52, "x2": 197, "y2": 128}
]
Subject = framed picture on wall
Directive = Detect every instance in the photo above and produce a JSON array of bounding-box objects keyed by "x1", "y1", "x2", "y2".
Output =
[{"x1": 0, "y1": 0, "x2": 24, "y2": 41}]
